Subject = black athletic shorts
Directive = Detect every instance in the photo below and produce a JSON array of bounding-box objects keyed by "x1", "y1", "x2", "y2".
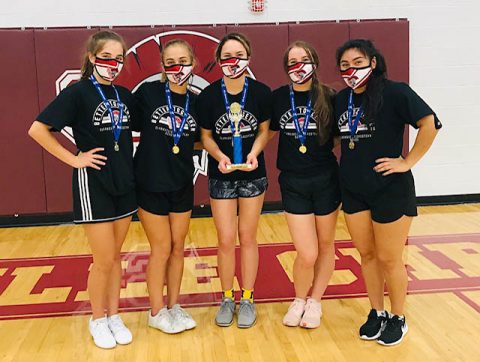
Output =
[
  {"x1": 279, "y1": 169, "x2": 341, "y2": 216},
  {"x1": 73, "y1": 168, "x2": 137, "y2": 224},
  {"x1": 341, "y1": 171, "x2": 417, "y2": 223},
  {"x1": 137, "y1": 183, "x2": 194, "y2": 216},
  {"x1": 208, "y1": 177, "x2": 268, "y2": 199}
]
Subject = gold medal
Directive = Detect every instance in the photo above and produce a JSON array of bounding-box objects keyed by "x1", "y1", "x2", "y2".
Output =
[
  {"x1": 349, "y1": 139, "x2": 355, "y2": 150},
  {"x1": 299, "y1": 145, "x2": 307, "y2": 154},
  {"x1": 230, "y1": 102, "x2": 241, "y2": 114},
  {"x1": 114, "y1": 142, "x2": 120, "y2": 152},
  {"x1": 172, "y1": 145, "x2": 180, "y2": 154}
]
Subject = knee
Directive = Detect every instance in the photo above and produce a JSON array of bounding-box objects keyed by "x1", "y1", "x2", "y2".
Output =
[
  {"x1": 218, "y1": 237, "x2": 236, "y2": 254},
  {"x1": 357, "y1": 247, "x2": 377, "y2": 262},
  {"x1": 238, "y1": 229, "x2": 257, "y2": 248},
  {"x1": 171, "y1": 239, "x2": 185, "y2": 258},
  {"x1": 377, "y1": 253, "x2": 404, "y2": 272},
  {"x1": 318, "y1": 238, "x2": 334, "y2": 253},
  {"x1": 296, "y1": 251, "x2": 318, "y2": 268},
  {"x1": 150, "y1": 245, "x2": 172, "y2": 263},
  {"x1": 92, "y1": 257, "x2": 116, "y2": 274}
]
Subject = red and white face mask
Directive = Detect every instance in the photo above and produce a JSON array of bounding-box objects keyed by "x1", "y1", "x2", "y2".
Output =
[
  {"x1": 94, "y1": 57, "x2": 123, "y2": 82},
  {"x1": 340, "y1": 65, "x2": 373, "y2": 89},
  {"x1": 219, "y1": 57, "x2": 250, "y2": 79},
  {"x1": 287, "y1": 62, "x2": 316, "y2": 84},
  {"x1": 164, "y1": 64, "x2": 193, "y2": 85}
]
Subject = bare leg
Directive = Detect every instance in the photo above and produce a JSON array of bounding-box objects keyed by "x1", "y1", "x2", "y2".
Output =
[
  {"x1": 211, "y1": 198, "x2": 238, "y2": 291},
  {"x1": 167, "y1": 211, "x2": 192, "y2": 307},
  {"x1": 139, "y1": 208, "x2": 171, "y2": 315},
  {"x1": 345, "y1": 211, "x2": 384, "y2": 311}
]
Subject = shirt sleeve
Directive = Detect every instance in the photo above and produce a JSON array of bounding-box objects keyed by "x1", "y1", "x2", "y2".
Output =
[
  {"x1": 330, "y1": 88, "x2": 340, "y2": 137},
  {"x1": 36, "y1": 85, "x2": 78, "y2": 131},
  {"x1": 131, "y1": 84, "x2": 147, "y2": 132},
  {"x1": 269, "y1": 89, "x2": 280, "y2": 131},
  {"x1": 395, "y1": 82, "x2": 442, "y2": 130},
  {"x1": 196, "y1": 90, "x2": 212, "y2": 130},
  {"x1": 258, "y1": 84, "x2": 273, "y2": 124}
]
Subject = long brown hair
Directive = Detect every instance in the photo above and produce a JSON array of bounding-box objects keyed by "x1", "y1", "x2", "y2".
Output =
[
  {"x1": 283, "y1": 41, "x2": 333, "y2": 145},
  {"x1": 80, "y1": 30, "x2": 127, "y2": 79},
  {"x1": 215, "y1": 32, "x2": 252, "y2": 62},
  {"x1": 160, "y1": 38, "x2": 196, "y2": 83}
]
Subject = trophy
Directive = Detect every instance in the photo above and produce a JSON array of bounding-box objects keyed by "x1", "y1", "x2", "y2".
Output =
[{"x1": 226, "y1": 102, "x2": 252, "y2": 170}]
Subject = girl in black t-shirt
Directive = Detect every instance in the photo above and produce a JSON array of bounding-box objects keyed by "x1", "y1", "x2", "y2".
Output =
[
  {"x1": 269, "y1": 41, "x2": 340, "y2": 329},
  {"x1": 334, "y1": 39, "x2": 442, "y2": 346},
  {"x1": 133, "y1": 39, "x2": 199, "y2": 334},
  {"x1": 28, "y1": 31, "x2": 136, "y2": 349},
  {"x1": 197, "y1": 33, "x2": 271, "y2": 328}
]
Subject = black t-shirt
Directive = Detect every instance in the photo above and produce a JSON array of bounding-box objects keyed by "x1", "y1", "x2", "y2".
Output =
[
  {"x1": 270, "y1": 85, "x2": 337, "y2": 175},
  {"x1": 197, "y1": 78, "x2": 272, "y2": 181},
  {"x1": 334, "y1": 79, "x2": 442, "y2": 194},
  {"x1": 37, "y1": 78, "x2": 136, "y2": 196},
  {"x1": 133, "y1": 81, "x2": 199, "y2": 192}
]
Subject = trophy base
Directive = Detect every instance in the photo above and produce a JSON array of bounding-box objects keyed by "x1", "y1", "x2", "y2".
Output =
[{"x1": 226, "y1": 163, "x2": 253, "y2": 170}]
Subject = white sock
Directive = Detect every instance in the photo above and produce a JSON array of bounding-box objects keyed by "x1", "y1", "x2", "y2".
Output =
[{"x1": 376, "y1": 310, "x2": 386, "y2": 317}]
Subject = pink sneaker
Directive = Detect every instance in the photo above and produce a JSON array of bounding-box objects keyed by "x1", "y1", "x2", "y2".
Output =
[
  {"x1": 283, "y1": 298, "x2": 306, "y2": 327},
  {"x1": 300, "y1": 298, "x2": 322, "y2": 329}
]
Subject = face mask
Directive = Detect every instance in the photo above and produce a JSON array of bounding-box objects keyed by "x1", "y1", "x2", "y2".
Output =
[
  {"x1": 164, "y1": 64, "x2": 193, "y2": 85},
  {"x1": 219, "y1": 57, "x2": 250, "y2": 78},
  {"x1": 287, "y1": 62, "x2": 316, "y2": 84},
  {"x1": 94, "y1": 57, "x2": 123, "y2": 82},
  {"x1": 340, "y1": 65, "x2": 372, "y2": 89}
]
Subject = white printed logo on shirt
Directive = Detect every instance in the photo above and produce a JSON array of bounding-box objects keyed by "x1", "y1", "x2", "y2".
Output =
[{"x1": 151, "y1": 105, "x2": 197, "y2": 137}]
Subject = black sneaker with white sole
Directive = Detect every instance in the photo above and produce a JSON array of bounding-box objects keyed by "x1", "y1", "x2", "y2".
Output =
[
  {"x1": 359, "y1": 309, "x2": 387, "y2": 340},
  {"x1": 377, "y1": 314, "x2": 408, "y2": 346}
]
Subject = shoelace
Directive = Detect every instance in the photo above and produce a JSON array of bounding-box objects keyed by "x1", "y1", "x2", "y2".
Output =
[
  {"x1": 220, "y1": 299, "x2": 235, "y2": 312},
  {"x1": 109, "y1": 317, "x2": 126, "y2": 333},
  {"x1": 289, "y1": 299, "x2": 305, "y2": 312},
  {"x1": 172, "y1": 307, "x2": 189, "y2": 320},
  {"x1": 94, "y1": 320, "x2": 113, "y2": 337},
  {"x1": 305, "y1": 300, "x2": 320, "y2": 314},
  {"x1": 383, "y1": 316, "x2": 401, "y2": 334},
  {"x1": 239, "y1": 301, "x2": 253, "y2": 314}
]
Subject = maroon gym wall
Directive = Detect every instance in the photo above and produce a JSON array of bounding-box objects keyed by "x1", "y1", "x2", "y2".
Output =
[{"x1": 0, "y1": 19, "x2": 409, "y2": 217}]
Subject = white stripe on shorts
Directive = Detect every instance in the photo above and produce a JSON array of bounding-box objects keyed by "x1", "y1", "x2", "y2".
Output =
[{"x1": 79, "y1": 168, "x2": 93, "y2": 221}]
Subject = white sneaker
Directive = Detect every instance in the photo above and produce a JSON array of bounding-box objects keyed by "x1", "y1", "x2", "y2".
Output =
[
  {"x1": 89, "y1": 317, "x2": 116, "y2": 349},
  {"x1": 148, "y1": 307, "x2": 185, "y2": 334},
  {"x1": 107, "y1": 314, "x2": 133, "y2": 345},
  {"x1": 170, "y1": 304, "x2": 197, "y2": 330}
]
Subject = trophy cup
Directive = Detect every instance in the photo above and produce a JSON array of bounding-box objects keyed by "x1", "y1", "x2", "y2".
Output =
[{"x1": 226, "y1": 102, "x2": 252, "y2": 170}]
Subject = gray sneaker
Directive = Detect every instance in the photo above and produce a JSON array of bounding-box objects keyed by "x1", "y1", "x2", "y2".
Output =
[
  {"x1": 237, "y1": 299, "x2": 256, "y2": 328},
  {"x1": 215, "y1": 298, "x2": 235, "y2": 327}
]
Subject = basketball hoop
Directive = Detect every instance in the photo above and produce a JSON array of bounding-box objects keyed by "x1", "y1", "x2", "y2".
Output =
[{"x1": 249, "y1": 0, "x2": 266, "y2": 13}]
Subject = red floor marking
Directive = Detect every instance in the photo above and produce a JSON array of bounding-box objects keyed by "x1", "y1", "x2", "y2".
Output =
[{"x1": 0, "y1": 233, "x2": 479, "y2": 320}]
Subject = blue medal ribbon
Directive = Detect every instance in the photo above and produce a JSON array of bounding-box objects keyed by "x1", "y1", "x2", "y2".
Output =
[
  {"x1": 220, "y1": 77, "x2": 249, "y2": 135},
  {"x1": 347, "y1": 89, "x2": 364, "y2": 141},
  {"x1": 289, "y1": 85, "x2": 312, "y2": 147},
  {"x1": 165, "y1": 82, "x2": 190, "y2": 148},
  {"x1": 89, "y1": 75, "x2": 124, "y2": 150}
]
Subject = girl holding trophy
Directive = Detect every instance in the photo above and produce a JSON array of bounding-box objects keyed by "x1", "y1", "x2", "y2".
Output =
[{"x1": 197, "y1": 32, "x2": 272, "y2": 328}]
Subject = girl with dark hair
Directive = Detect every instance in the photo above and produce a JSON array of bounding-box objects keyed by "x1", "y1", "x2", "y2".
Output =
[
  {"x1": 269, "y1": 41, "x2": 340, "y2": 329},
  {"x1": 334, "y1": 39, "x2": 442, "y2": 346},
  {"x1": 197, "y1": 32, "x2": 271, "y2": 329},
  {"x1": 133, "y1": 39, "x2": 199, "y2": 334},
  {"x1": 28, "y1": 30, "x2": 137, "y2": 349}
]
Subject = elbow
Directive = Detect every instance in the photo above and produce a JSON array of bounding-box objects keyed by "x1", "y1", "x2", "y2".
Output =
[{"x1": 28, "y1": 122, "x2": 38, "y2": 139}]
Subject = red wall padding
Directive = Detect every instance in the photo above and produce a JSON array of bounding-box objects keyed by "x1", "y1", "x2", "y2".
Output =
[
  {"x1": 0, "y1": 30, "x2": 46, "y2": 215},
  {"x1": 0, "y1": 19, "x2": 409, "y2": 217}
]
